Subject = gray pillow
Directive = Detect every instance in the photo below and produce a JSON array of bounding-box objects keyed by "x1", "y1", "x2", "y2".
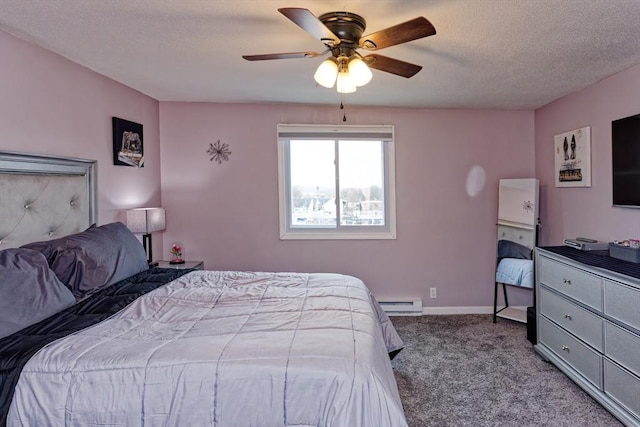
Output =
[
  {"x1": 0, "y1": 248, "x2": 76, "y2": 339},
  {"x1": 23, "y1": 222, "x2": 149, "y2": 299},
  {"x1": 497, "y1": 239, "x2": 532, "y2": 261}
]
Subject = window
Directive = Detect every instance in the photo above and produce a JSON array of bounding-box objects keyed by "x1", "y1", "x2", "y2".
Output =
[{"x1": 277, "y1": 124, "x2": 396, "y2": 240}]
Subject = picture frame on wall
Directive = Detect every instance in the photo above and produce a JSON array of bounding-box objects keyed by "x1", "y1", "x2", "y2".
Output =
[
  {"x1": 112, "y1": 117, "x2": 144, "y2": 167},
  {"x1": 554, "y1": 126, "x2": 591, "y2": 187}
]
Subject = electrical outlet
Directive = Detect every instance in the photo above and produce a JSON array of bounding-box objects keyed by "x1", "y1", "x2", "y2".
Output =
[{"x1": 430, "y1": 287, "x2": 437, "y2": 299}]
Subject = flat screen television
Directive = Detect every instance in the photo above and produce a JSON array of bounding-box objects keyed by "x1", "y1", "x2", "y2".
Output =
[{"x1": 612, "y1": 113, "x2": 640, "y2": 208}]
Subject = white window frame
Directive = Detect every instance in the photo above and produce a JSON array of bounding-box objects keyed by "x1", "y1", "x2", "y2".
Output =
[{"x1": 277, "y1": 124, "x2": 396, "y2": 240}]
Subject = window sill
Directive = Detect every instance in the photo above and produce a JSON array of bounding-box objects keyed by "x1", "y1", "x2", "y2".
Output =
[{"x1": 280, "y1": 231, "x2": 396, "y2": 240}]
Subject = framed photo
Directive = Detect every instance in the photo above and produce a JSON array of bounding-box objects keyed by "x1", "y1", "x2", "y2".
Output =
[
  {"x1": 112, "y1": 117, "x2": 144, "y2": 167},
  {"x1": 554, "y1": 126, "x2": 591, "y2": 187}
]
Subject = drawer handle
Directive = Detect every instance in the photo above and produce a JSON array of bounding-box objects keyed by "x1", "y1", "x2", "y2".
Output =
[
  {"x1": 563, "y1": 278, "x2": 572, "y2": 285},
  {"x1": 563, "y1": 313, "x2": 572, "y2": 320},
  {"x1": 561, "y1": 345, "x2": 569, "y2": 351}
]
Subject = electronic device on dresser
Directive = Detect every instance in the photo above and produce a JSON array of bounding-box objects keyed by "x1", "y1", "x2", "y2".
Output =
[
  {"x1": 535, "y1": 246, "x2": 640, "y2": 427},
  {"x1": 563, "y1": 237, "x2": 609, "y2": 251}
]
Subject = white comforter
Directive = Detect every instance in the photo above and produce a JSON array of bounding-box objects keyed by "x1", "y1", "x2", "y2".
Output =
[
  {"x1": 496, "y1": 258, "x2": 534, "y2": 288},
  {"x1": 8, "y1": 270, "x2": 406, "y2": 426}
]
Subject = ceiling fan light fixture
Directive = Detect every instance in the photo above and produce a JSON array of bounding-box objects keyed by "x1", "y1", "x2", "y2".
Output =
[
  {"x1": 314, "y1": 58, "x2": 339, "y2": 88},
  {"x1": 348, "y1": 56, "x2": 372, "y2": 87},
  {"x1": 336, "y1": 70, "x2": 357, "y2": 93},
  {"x1": 244, "y1": 8, "x2": 437, "y2": 92}
]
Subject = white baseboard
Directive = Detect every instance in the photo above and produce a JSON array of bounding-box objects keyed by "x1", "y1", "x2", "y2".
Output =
[{"x1": 421, "y1": 305, "x2": 528, "y2": 315}]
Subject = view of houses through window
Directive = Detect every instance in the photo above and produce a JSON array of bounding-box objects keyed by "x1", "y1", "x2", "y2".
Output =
[
  {"x1": 278, "y1": 124, "x2": 395, "y2": 240},
  {"x1": 289, "y1": 139, "x2": 385, "y2": 227}
]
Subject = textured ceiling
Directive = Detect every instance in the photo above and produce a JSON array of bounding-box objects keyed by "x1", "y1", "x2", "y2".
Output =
[{"x1": 1, "y1": 0, "x2": 639, "y2": 110}]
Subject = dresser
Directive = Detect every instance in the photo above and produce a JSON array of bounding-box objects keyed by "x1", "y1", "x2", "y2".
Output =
[{"x1": 535, "y1": 247, "x2": 640, "y2": 427}]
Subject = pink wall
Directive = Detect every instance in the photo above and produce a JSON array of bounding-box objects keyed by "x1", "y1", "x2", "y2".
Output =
[
  {"x1": 160, "y1": 103, "x2": 535, "y2": 307},
  {"x1": 0, "y1": 30, "x2": 163, "y2": 257},
  {"x1": 17, "y1": 23, "x2": 631, "y2": 309},
  {"x1": 535, "y1": 64, "x2": 640, "y2": 245}
]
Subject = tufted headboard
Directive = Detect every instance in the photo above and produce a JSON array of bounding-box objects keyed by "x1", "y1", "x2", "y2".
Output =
[
  {"x1": 0, "y1": 151, "x2": 97, "y2": 249},
  {"x1": 497, "y1": 220, "x2": 537, "y2": 250}
]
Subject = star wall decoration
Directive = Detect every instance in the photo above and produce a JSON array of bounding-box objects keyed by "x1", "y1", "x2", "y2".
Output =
[
  {"x1": 522, "y1": 200, "x2": 534, "y2": 213},
  {"x1": 207, "y1": 139, "x2": 231, "y2": 164}
]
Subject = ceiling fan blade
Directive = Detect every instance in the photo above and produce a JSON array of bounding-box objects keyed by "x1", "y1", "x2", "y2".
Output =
[
  {"x1": 278, "y1": 8, "x2": 340, "y2": 45},
  {"x1": 359, "y1": 17, "x2": 436, "y2": 50},
  {"x1": 243, "y1": 52, "x2": 320, "y2": 61},
  {"x1": 364, "y1": 54, "x2": 423, "y2": 78}
]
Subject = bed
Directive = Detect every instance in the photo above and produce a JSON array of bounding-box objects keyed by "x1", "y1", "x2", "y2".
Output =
[
  {"x1": 495, "y1": 220, "x2": 536, "y2": 290},
  {"x1": 495, "y1": 257, "x2": 533, "y2": 288},
  {"x1": 495, "y1": 234, "x2": 534, "y2": 289},
  {"x1": 0, "y1": 151, "x2": 407, "y2": 426},
  {"x1": 493, "y1": 221, "x2": 537, "y2": 323}
]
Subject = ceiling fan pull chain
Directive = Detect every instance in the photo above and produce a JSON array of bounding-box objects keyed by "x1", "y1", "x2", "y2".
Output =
[{"x1": 340, "y1": 96, "x2": 347, "y2": 122}]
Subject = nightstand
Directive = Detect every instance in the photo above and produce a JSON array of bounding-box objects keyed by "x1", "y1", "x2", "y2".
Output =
[{"x1": 155, "y1": 260, "x2": 204, "y2": 270}]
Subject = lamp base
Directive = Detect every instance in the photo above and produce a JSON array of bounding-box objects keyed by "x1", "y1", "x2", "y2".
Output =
[{"x1": 142, "y1": 233, "x2": 153, "y2": 264}]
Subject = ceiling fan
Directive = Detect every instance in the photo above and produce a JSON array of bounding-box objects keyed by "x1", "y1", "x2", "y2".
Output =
[{"x1": 242, "y1": 8, "x2": 436, "y2": 93}]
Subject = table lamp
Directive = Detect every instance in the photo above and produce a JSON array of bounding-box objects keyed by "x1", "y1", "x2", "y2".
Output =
[{"x1": 126, "y1": 207, "x2": 166, "y2": 264}]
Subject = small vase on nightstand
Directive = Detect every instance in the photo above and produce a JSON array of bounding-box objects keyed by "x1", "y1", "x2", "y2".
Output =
[{"x1": 169, "y1": 242, "x2": 185, "y2": 264}]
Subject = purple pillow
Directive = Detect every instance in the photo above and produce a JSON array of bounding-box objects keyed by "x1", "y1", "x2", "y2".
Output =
[
  {"x1": 0, "y1": 248, "x2": 76, "y2": 339},
  {"x1": 23, "y1": 222, "x2": 148, "y2": 299}
]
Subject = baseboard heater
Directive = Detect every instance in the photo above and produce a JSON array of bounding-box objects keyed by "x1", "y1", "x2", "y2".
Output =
[{"x1": 377, "y1": 298, "x2": 423, "y2": 316}]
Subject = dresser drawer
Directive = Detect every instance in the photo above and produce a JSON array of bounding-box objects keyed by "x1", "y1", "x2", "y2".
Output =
[
  {"x1": 539, "y1": 316, "x2": 602, "y2": 388},
  {"x1": 604, "y1": 359, "x2": 640, "y2": 420},
  {"x1": 538, "y1": 256, "x2": 603, "y2": 310},
  {"x1": 604, "y1": 321, "x2": 640, "y2": 377},
  {"x1": 539, "y1": 287, "x2": 603, "y2": 351},
  {"x1": 604, "y1": 280, "x2": 640, "y2": 331}
]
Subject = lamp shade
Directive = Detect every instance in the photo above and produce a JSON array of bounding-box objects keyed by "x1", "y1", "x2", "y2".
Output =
[
  {"x1": 314, "y1": 58, "x2": 339, "y2": 88},
  {"x1": 126, "y1": 208, "x2": 166, "y2": 234},
  {"x1": 348, "y1": 57, "x2": 373, "y2": 87},
  {"x1": 336, "y1": 71, "x2": 357, "y2": 93}
]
